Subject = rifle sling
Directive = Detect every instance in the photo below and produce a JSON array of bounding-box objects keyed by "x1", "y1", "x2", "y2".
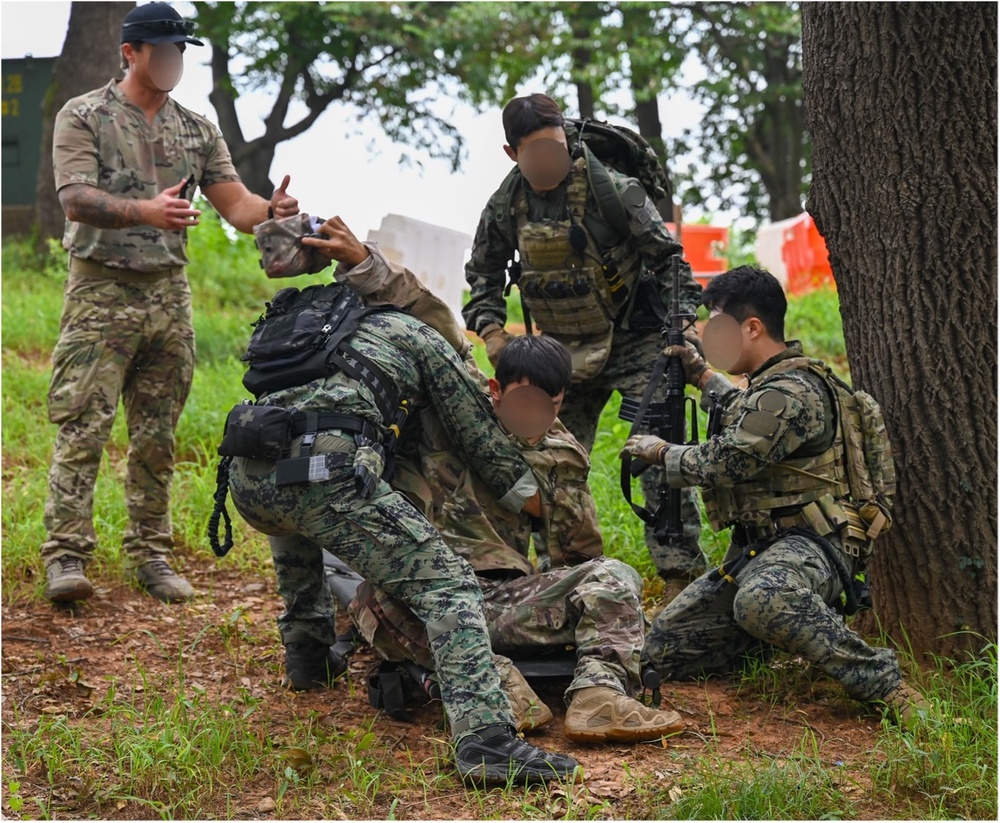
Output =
[{"x1": 620, "y1": 348, "x2": 670, "y2": 524}]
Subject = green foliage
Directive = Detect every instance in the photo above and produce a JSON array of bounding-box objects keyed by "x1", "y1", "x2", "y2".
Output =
[
  {"x1": 721, "y1": 222, "x2": 762, "y2": 269},
  {"x1": 660, "y1": 737, "x2": 849, "y2": 819},
  {"x1": 673, "y1": 2, "x2": 808, "y2": 222},
  {"x1": 868, "y1": 639, "x2": 998, "y2": 820},
  {"x1": 446, "y1": 1, "x2": 808, "y2": 223},
  {"x1": 192, "y1": 0, "x2": 472, "y2": 180},
  {"x1": 785, "y1": 286, "x2": 848, "y2": 377},
  {"x1": 187, "y1": 2, "x2": 807, "y2": 228},
  {"x1": 0, "y1": 662, "x2": 419, "y2": 818}
]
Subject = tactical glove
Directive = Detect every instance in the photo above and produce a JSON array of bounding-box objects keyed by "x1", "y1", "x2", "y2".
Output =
[
  {"x1": 620, "y1": 434, "x2": 670, "y2": 465},
  {"x1": 480, "y1": 323, "x2": 513, "y2": 367},
  {"x1": 663, "y1": 339, "x2": 708, "y2": 387},
  {"x1": 684, "y1": 330, "x2": 706, "y2": 358}
]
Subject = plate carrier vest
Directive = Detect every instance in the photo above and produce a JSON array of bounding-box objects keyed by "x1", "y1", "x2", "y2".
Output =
[{"x1": 704, "y1": 354, "x2": 896, "y2": 557}]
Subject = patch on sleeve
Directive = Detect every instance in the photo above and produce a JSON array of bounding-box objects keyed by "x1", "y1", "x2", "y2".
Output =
[
  {"x1": 622, "y1": 182, "x2": 647, "y2": 209},
  {"x1": 755, "y1": 389, "x2": 788, "y2": 415},
  {"x1": 740, "y1": 410, "x2": 782, "y2": 439},
  {"x1": 622, "y1": 183, "x2": 652, "y2": 224},
  {"x1": 734, "y1": 407, "x2": 786, "y2": 458}
]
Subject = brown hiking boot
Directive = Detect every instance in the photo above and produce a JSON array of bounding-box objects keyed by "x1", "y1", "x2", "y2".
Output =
[
  {"x1": 879, "y1": 681, "x2": 931, "y2": 728},
  {"x1": 497, "y1": 657, "x2": 553, "y2": 733},
  {"x1": 134, "y1": 559, "x2": 195, "y2": 603},
  {"x1": 45, "y1": 556, "x2": 94, "y2": 603},
  {"x1": 564, "y1": 686, "x2": 685, "y2": 743}
]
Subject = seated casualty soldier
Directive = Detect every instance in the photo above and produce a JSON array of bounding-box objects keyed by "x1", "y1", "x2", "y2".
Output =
[
  {"x1": 221, "y1": 230, "x2": 579, "y2": 785},
  {"x1": 620, "y1": 265, "x2": 929, "y2": 725},
  {"x1": 356, "y1": 337, "x2": 685, "y2": 743},
  {"x1": 301, "y1": 218, "x2": 685, "y2": 743}
]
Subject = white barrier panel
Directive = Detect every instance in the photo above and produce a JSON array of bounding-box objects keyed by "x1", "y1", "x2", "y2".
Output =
[
  {"x1": 754, "y1": 216, "x2": 795, "y2": 290},
  {"x1": 366, "y1": 214, "x2": 472, "y2": 323}
]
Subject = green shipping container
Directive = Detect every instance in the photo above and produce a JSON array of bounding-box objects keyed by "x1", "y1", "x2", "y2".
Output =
[{"x1": 2, "y1": 56, "x2": 56, "y2": 206}]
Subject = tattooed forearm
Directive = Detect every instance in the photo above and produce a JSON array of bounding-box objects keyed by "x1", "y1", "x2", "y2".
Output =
[{"x1": 59, "y1": 185, "x2": 146, "y2": 229}]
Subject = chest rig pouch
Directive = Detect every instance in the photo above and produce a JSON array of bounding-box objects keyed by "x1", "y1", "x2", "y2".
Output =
[
  {"x1": 703, "y1": 352, "x2": 894, "y2": 560},
  {"x1": 514, "y1": 159, "x2": 631, "y2": 381}
]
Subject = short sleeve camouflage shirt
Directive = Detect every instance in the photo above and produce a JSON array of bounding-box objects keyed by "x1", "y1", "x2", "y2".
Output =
[{"x1": 53, "y1": 80, "x2": 241, "y2": 271}]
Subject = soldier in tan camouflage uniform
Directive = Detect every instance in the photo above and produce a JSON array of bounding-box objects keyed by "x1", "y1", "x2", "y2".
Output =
[
  {"x1": 43, "y1": 2, "x2": 299, "y2": 604},
  {"x1": 621, "y1": 266, "x2": 929, "y2": 725},
  {"x1": 303, "y1": 222, "x2": 685, "y2": 743},
  {"x1": 462, "y1": 93, "x2": 707, "y2": 594}
]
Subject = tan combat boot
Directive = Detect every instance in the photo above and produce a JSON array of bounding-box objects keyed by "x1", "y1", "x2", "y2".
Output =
[
  {"x1": 564, "y1": 686, "x2": 685, "y2": 743},
  {"x1": 496, "y1": 656, "x2": 554, "y2": 733},
  {"x1": 880, "y1": 681, "x2": 931, "y2": 728}
]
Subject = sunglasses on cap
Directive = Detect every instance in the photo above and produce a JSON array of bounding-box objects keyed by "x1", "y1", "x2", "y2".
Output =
[{"x1": 122, "y1": 18, "x2": 196, "y2": 37}]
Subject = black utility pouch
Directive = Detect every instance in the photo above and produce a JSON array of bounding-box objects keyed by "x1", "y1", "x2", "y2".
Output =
[{"x1": 218, "y1": 404, "x2": 293, "y2": 459}]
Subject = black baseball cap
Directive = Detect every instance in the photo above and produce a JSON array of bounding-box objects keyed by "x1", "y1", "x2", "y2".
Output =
[{"x1": 120, "y1": 2, "x2": 204, "y2": 46}]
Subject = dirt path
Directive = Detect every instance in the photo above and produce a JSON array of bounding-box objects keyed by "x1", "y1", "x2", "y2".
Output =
[{"x1": 1, "y1": 552, "x2": 892, "y2": 819}]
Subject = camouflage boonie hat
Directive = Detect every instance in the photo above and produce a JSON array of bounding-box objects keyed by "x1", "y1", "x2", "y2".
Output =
[{"x1": 253, "y1": 213, "x2": 330, "y2": 279}]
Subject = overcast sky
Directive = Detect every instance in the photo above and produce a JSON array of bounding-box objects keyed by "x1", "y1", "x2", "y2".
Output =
[{"x1": 1, "y1": 0, "x2": 709, "y2": 240}]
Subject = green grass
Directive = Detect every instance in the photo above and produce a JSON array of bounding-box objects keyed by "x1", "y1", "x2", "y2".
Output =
[
  {"x1": 866, "y1": 639, "x2": 998, "y2": 819},
  {"x1": 1, "y1": 661, "x2": 442, "y2": 819},
  {"x1": 657, "y1": 735, "x2": 851, "y2": 819},
  {"x1": 2, "y1": 224, "x2": 995, "y2": 820}
]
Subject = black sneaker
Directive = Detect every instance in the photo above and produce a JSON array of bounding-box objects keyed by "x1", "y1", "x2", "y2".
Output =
[
  {"x1": 455, "y1": 724, "x2": 580, "y2": 786},
  {"x1": 45, "y1": 556, "x2": 94, "y2": 603},
  {"x1": 284, "y1": 638, "x2": 347, "y2": 691}
]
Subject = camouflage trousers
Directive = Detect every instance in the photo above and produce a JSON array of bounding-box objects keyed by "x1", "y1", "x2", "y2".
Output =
[
  {"x1": 557, "y1": 327, "x2": 707, "y2": 581},
  {"x1": 354, "y1": 557, "x2": 647, "y2": 703},
  {"x1": 643, "y1": 532, "x2": 903, "y2": 702},
  {"x1": 41, "y1": 263, "x2": 195, "y2": 565},
  {"x1": 481, "y1": 557, "x2": 647, "y2": 702},
  {"x1": 228, "y1": 442, "x2": 515, "y2": 740}
]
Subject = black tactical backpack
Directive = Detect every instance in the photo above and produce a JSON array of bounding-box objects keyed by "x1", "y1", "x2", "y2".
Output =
[
  {"x1": 569, "y1": 117, "x2": 673, "y2": 224},
  {"x1": 240, "y1": 282, "x2": 397, "y2": 418}
]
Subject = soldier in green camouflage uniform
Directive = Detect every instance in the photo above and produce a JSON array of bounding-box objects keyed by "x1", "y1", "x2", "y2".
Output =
[
  {"x1": 226, "y1": 256, "x2": 579, "y2": 783},
  {"x1": 462, "y1": 93, "x2": 706, "y2": 590},
  {"x1": 622, "y1": 266, "x2": 928, "y2": 722},
  {"x1": 307, "y1": 220, "x2": 605, "y2": 570},
  {"x1": 299, "y1": 223, "x2": 685, "y2": 742},
  {"x1": 348, "y1": 335, "x2": 685, "y2": 744},
  {"x1": 42, "y1": 2, "x2": 299, "y2": 604}
]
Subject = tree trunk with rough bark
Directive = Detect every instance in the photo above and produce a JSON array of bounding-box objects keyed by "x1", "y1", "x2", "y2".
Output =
[
  {"x1": 801, "y1": 2, "x2": 997, "y2": 661},
  {"x1": 35, "y1": 2, "x2": 132, "y2": 245}
]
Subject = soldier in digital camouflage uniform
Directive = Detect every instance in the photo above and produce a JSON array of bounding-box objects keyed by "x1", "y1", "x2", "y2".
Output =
[
  {"x1": 43, "y1": 2, "x2": 299, "y2": 604},
  {"x1": 621, "y1": 266, "x2": 929, "y2": 725},
  {"x1": 227, "y1": 232, "x2": 579, "y2": 784},
  {"x1": 301, "y1": 222, "x2": 684, "y2": 743},
  {"x1": 306, "y1": 217, "x2": 604, "y2": 571},
  {"x1": 462, "y1": 93, "x2": 707, "y2": 594}
]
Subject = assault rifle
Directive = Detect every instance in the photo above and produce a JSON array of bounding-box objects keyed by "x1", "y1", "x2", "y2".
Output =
[{"x1": 619, "y1": 254, "x2": 700, "y2": 545}]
